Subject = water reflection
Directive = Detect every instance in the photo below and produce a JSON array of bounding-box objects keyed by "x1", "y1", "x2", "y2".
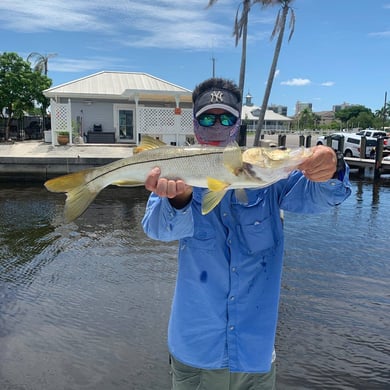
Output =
[{"x1": 0, "y1": 180, "x2": 389, "y2": 389}]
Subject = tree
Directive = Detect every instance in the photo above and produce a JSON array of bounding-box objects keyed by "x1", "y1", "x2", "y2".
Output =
[
  {"x1": 335, "y1": 105, "x2": 374, "y2": 129},
  {"x1": 27, "y1": 52, "x2": 57, "y2": 76},
  {"x1": 254, "y1": 0, "x2": 295, "y2": 145},
  {"x1": 27, "y1": 52, "x2": 56, "y2": 131},
  {"x1": 0, "y1": 52, "x2": 51, "y2": 141}
]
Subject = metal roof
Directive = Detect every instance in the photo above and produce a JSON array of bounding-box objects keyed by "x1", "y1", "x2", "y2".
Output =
[
  {"x1": 43, "y1": 71, "x2": 193, "y2": 103},
  {"x1": 242, "y1": 104, "x2": 292, "y2": 122}
]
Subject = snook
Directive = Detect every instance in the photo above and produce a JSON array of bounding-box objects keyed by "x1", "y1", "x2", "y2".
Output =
[{"x1": 44, "y1": 136, "x2": 311, "y2": 222}]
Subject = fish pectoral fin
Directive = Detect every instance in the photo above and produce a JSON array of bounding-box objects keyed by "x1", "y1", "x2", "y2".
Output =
[
  {"x1": 202, "y1": 190, "x2": 227, "y2": 215},
  {"x1": 112, "y1": 180, "x2": 144, "y2": 187},
  {"x1": 134, "y1": 135, "x2": 167, "y2": 154},
  {"x1": 45, "y1": 170, "x2": 101, "y2": 222},
  {"x1": 234, "y1": 189, "x2": 248, "y2": 204},
  {"x1": 206, "y1": 177, "x2": 230, "y2": 192},
  {"x1": 223, "y1": 142, "x2": 243, "y2": 175}
]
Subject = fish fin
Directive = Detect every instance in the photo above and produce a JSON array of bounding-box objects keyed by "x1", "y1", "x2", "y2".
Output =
[
  {"x1": 223, "y1": 142, "x2": 243, "y2": 175},
  {"x1": 112, "y1": 180, "x2": 144, "y2": 187},
  {"x1": 134, "y1": 135, "x2": 167, "y2": 154},
  {"x1": 45, "y1": 170, "x2": 101, "y2": 222},
  {"x1": 202, "y1": 190, "x2": 227, "y2": 215},
  {"x1": 207, "y1": 177, "x2": 230, "y2": 192},
  {"x1": 234, "y1": 188, "x2": 248, "y2": 204}
]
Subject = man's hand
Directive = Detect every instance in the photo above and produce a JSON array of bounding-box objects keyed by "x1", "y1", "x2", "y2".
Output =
[
  {"x1": 298, "y1": 145, "x2": 337, "y2": 182},
  {"x1": 145, "y1": 167, "x2": 193, "y2": 208}
]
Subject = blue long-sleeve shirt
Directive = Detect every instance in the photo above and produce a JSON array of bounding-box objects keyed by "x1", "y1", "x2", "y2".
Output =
[{"x1": 142, "y1": 169, "x2": 351, "y2": 373}]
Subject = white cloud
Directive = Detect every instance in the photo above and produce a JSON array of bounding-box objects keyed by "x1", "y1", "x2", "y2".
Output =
[
  {"x1": 368, "y1": 31, "x2": 390, "y2": 37},
  {"x1": 281, "y1": 78, "x2": 311, "y2": 86},
  {"x1": 0, "y1": 0, "x2": 239, "y2": 50},
  {"x1": 321, "y1": 81, "x2": 335, "y2": 87}
]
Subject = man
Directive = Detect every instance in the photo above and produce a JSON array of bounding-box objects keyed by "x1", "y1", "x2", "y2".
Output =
[{"x1": 142, "y1": 78, "x2": 351, "y2": 390}]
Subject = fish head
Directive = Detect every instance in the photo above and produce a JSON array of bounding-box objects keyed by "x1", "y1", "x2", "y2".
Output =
[{"x1": 242, "y1": 146, "x2": 313, "y2": 183}]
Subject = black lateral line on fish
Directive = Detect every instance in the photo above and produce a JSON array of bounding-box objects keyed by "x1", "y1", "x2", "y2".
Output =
[{"x1": 85, "y1": 149, "x2": 226, "y2": 187}]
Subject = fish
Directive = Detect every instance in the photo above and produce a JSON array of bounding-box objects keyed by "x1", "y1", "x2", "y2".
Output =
[{"x1": 44, "y1": 135, "x2": 312, "y2": 222}]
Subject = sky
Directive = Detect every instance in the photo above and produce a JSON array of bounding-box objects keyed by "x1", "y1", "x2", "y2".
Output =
[{"x1": 1, "y1": 0, "x2": 389, "y2": 116}]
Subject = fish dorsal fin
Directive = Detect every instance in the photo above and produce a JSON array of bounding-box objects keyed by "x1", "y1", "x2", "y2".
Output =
[
  {"x1": 223, "y1": 142, "x2": 243, "y2": 176},
  {"x1": 202, "y1": 190, "x2": 227, "y2": 215},
  {"x1": 134, "y1": 135, "x2": 167, "y2": 154}
]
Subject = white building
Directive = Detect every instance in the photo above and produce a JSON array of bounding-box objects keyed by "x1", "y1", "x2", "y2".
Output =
[
  {"x1": 43, "y1": 71, "x2": 193, "y2": 146},
  {"x1": 241, "y1": 94, "x2": 292, "y2": 133}
]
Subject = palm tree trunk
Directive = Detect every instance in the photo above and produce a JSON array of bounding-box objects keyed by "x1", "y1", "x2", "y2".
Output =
[
  {"x1": 238, "y1": 0, "x2": 250, "y2": 99},
  {"x1": 253, "y1": 4, "x2": 289, "y2": 146}
]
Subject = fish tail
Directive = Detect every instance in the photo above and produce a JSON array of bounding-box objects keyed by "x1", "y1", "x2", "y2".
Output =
[{"x1": 44, "y1": 169, "x2": 100, "y2": 222}]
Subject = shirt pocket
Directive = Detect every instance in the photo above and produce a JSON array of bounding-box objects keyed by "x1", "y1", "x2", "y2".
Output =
[
  {"x1": 236, "y1": 216, "x2": 275, "y2": 255},
  {"x1": 182, "y1": 225, "x2": 216, "y2": 250}
]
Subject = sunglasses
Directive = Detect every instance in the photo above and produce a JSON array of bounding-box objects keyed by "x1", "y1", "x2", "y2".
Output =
[{"x1": 197, "y1": 113, "x2": 238, "y2": 127}]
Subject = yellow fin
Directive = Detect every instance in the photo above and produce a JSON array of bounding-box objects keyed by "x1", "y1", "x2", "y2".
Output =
[
  {"x1": 223, "y1": 142, "x2": 243, "y2": 175},
  {"x1": 207, "y1": 177, "x2": 230, "y2": 192},
  {"x1": 44, "y1": 169, "x2": 93, "y2": 193},
  {"x1": 202, "y1": 190, "x2": 227, "y2": 215},
  {"x1": 134, "y1": 135, "x2": 167, "y2": 154},
  {"x1": 45, "y1": 170, "x2": 101, "y2": 222}
]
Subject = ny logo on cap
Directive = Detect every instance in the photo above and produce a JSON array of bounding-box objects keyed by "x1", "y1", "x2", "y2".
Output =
[{"x1": 210, "y1": 90, "x2": 224, "y2": 103}]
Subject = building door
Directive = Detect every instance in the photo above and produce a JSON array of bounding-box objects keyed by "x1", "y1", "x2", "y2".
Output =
[
  {"x1": 119, "y1": 109, "x2": 134, "y2": 141},
  {"x1": 114, "y1": 104, "x2": 135, "y2": 142}
]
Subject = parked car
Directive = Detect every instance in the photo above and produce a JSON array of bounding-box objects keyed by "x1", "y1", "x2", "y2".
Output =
[
  {"x1": 355, "y1": 129, "x2": 387, "y2": 138},
  {"x1": 316, "y1": 132, "x2": 377, "y2": 158},
  {"x1": 355, "y1": 129, "x2": 389, "y2": 150}
]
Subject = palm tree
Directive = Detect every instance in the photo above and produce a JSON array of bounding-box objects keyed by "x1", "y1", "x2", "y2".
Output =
[
  {"x1": 27, "y1": 52, "x2": 57, "y2": 76},
  {"x1": 253, "y1": 0, "x2": 295, "y2": 146},
  {"x1": 208, "y1": 0, "x2": 252, "y2": 100},
  {"x1": 27, "y1": 52, "x2": 56, "y2": 134}
]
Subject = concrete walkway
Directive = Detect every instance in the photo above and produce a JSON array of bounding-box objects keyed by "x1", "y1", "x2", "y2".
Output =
[{"x1": 0, "y1": 140, "x2": 135, "y2": 159}]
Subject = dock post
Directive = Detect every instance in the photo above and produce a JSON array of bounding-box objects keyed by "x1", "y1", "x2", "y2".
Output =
[
  {"x1": 374, "y1": 138, "x2": 384, "y2": 179},
  {"x1": 278, "y1": 134, "x2": 286, "y2": 147},
  {"x1": 299, "y1": 135, "x2": 305, "y2": 147},
  {"x1": 338, "y1": 136, "x2": 345, "y2": 153},
  {"x1": 305, "y1": 135, "x2": 312, "y2": 148},
  {"x1": 360, "y1": 136, "x2": 367, "y2": 158}
]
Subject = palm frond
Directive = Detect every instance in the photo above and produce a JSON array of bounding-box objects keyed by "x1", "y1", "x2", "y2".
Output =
[
  {"x1": 271, "y1": 9, "x2": 281, "y2": 40},
  {"x1": 206, "y1": 0, "x2": 219, "y2": 8},
  {"x1": 288, "y1": 8, "x2": 295, "y2": 41}
]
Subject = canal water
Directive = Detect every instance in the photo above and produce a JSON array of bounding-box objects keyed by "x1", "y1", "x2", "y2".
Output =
[{"x1": 0, "y1": 174, "x2": 389, "y2": 390}]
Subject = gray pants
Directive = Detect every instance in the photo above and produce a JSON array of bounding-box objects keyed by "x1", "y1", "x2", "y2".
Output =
[{"x1": 170, "y1": 355, "x2": 276, "y2": 390}]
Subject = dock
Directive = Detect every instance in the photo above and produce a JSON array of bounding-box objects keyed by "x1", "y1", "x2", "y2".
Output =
[{"x1": 344, "y1": 157, "x2": 390, "y2": 175}]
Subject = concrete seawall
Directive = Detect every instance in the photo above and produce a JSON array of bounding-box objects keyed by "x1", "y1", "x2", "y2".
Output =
[{"x1": 0, "y1": 141, "x2": 135, "y2": 182}]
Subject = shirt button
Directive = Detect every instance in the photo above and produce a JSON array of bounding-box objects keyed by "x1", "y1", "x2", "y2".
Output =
[
  {"x1": 228, "y1": 239, "x2": 232, "y2": 245},
  {"x1": 229, "y1": 325, "x2": 235, "y2": 331},
  {"x1": 232, "y1": 267, "x2": 236, "y2": 272},
  {"x1": 230, "y1": 296, "x2": 235, "y2": 301}
]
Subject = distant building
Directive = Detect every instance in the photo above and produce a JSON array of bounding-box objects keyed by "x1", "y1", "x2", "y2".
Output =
[
  {"x1": 295, "y1": 101, "x2": 312, "y2": 115},
  {"x1": 268, "y1": 104, "x2": 288, "y2": 116},
  {"x1": 315, "y1": 110, "x2": 336, "y2": 126},
  {"x1": 242, "y1": 93, "x2": 292, "y2": 133},
  {"x1": 332, "y1": 102, "x2": 358, "y2": 112}
]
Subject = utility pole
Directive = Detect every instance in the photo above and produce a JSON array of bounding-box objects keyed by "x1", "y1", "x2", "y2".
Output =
[
  {"x1": 211, "y1": 57, "x2": 216, "y2": 77},
  {"x1": 382, "y1": 91, "x2": 387, "y2": 131}
]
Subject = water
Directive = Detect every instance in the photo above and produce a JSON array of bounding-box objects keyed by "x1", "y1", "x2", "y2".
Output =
[{"x1": 0, "y1": 175, "x2": 389, "y2": 390}]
